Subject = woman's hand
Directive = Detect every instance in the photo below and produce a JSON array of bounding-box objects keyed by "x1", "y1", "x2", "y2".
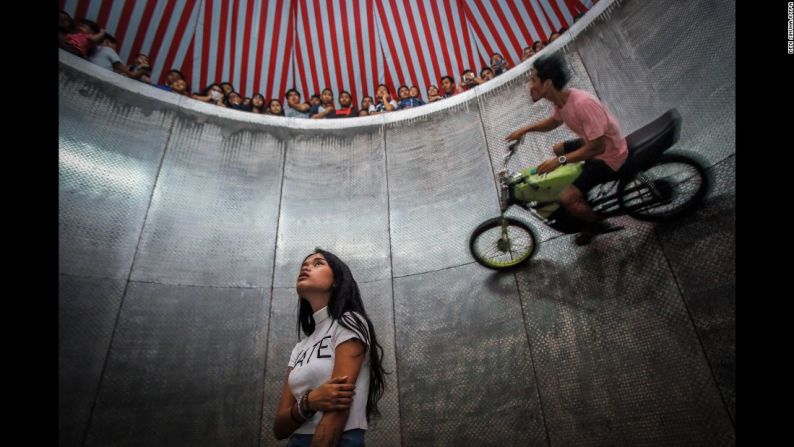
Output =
[{"x1": 308, "y1": 376, "x2": 356, "y2": 412}]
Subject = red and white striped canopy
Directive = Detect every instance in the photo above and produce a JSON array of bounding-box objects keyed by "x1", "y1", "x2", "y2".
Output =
[{"x1": 60, "y1": 0, "x2": 592, "y2": 102}]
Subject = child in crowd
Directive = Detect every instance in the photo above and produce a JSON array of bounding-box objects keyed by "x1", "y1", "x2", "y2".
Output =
[{"x1": 61, "y1": 18, "x2": 105, "y2": 58}]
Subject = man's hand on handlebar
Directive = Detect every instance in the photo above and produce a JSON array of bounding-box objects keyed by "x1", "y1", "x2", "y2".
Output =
[
  {"x1": 536, "y1": 157, "x2": 561, "y2": 175},
  {"x1": 505, "y1": 128, "x2": 526, "y2": 142}
]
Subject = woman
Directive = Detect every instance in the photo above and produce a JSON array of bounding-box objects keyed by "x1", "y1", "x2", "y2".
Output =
[
  {"x1": 251, "y1": 93, "x2": 267, "y2": 113},
  {"x1": 274, "y1": 249, "x2": 386, "y2": 447},
  {"x1": 490, "y1": 52, "x2": 510, "y2": 76},
  {"x1": 225, "y1": 91, "x2": 246, "y2": 110},
  {"x1": 192, "y1": 83, "x2": 225, "y2": 106},
  {"x1": 171, "y1": 78, "x2": 191, "y2": 97},
  {"x1": 427, "y1": 85, "x2": 442, "y2": 103},
  {"x1": 268, "y1": 99, "x2": 286, "y2": 116}
]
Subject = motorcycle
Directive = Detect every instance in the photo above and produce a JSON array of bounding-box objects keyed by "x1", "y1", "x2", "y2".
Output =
[{"x1": 469, "y1": 109, "x2": 708, "y2": 270}]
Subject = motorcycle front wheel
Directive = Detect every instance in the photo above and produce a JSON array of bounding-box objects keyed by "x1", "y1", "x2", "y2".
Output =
[{"x1": 469, "y1": 217, "x2": 538, "y2": 270}]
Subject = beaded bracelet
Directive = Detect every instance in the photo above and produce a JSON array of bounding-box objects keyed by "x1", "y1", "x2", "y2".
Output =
[{"x1": 298, "y1": 389, "x2": 316, "y2": 419}]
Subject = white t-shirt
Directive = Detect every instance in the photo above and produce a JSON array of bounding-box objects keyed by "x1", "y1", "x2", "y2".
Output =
[
  {"x1": 369, "y1": 99, "x2": 397, "y2": 112},
  {"x1": 89, "y1": 46, "x2": 122, "y2": 71},
  {"x1": 285, "y1": 105, "x2": 310, "y2": 118},
  {"x1": 288, "y1": 307, "x2": 370, "y2": 434}
]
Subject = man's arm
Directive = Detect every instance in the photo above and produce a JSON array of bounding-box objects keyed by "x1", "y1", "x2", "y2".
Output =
[
  {"x1": 561, "y1": 136, "x2": 605, "y2": 163},
  {"x1": 505, "y1": 115, "x2": 563, "y2": 142},
  {"x1": 112, "y1": 61, "x2": 146, "y2": 79},
  {"x1": 89, "y1": 29, "x2": 106, "y2": 43},
  {"x1": 312, "y1": 106, "x2": 335, "y2": 119},
  {"x1": 290, "y1": 102, "x2": 311, "y2": 112},
  {"x1": 536, "y1": 136, "x2": 605, "y2": 174},
  {"x1": 382, "y1": 96, "x2": 396, "y2": 111}
]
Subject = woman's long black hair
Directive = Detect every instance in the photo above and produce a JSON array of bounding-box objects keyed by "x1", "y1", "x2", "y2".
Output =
[{"x1": 296, "y1": 248, "x2": 387, "y2": 422}]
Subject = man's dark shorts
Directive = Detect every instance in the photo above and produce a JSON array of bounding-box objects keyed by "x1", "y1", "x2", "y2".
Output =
[{"x1": 563, "y1": 138, "x2": 622, "y2": 194}]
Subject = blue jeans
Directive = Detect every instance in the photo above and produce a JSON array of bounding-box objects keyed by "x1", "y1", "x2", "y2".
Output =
[{"x1": 287, "y1": 429, "x2": 365, "y2": 447}]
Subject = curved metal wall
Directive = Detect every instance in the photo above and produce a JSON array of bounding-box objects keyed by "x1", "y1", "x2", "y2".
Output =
[{"x1": 59, "y1": 0, "x2": 735, "y2": 446}]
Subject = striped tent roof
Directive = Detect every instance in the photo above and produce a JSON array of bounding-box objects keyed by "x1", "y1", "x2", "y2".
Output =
[{"x1": 60, "y1": 0, "x2": 593, "y2": 102}]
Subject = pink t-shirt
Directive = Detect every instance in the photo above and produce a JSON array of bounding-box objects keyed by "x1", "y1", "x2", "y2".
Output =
[
  {"x1": 552, "y1": 88, "x2": 628, "y2": 171},
  {"x1": 64, "y1": 32, "x2": 93, "y2": 58}
]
